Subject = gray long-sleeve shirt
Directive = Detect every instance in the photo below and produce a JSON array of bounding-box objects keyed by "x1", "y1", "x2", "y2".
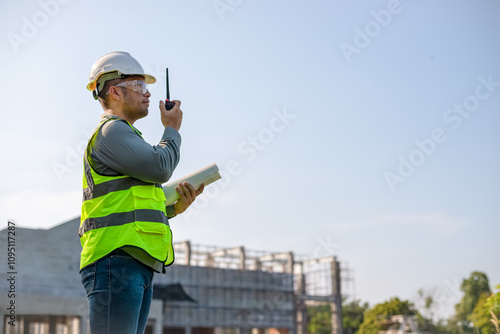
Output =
[
  {"x1": 90, "y1": 114, "x2": 181, "y2": 183},
  {"x1": 87, "y1": 113, "x2": 181, "y2": 273}
]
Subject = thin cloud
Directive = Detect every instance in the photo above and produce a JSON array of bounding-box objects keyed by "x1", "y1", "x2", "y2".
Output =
[{"x1": 331, "y1": 212, "x2": 467, "y2": 234}]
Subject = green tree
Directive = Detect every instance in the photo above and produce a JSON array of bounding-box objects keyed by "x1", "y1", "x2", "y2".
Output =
[
  {"x1": 451, "y1": 271, "x2": 491, "y2": 333},
  {"x1": 487, "y1": 286, "x2": 500, "y2": 334},
  {"x1": 358, "y1": 297, "x2": 418, "y2": 334},
  {"x1": 469, "y1": 284, "x2": 500, "y2": 334},
  {"x1": 342, "y1": 299, "x2": 369, "y2": 334},
  {"x1": 456, "y1": 271, "x2": 491, "y2": 319},
  {"x1": 307, "y1": 304, "x2": 332, "y2": 334}
]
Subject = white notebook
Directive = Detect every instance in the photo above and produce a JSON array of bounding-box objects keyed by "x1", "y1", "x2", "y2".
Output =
[{"x1": 163, "y1": 163, "x2": 221, "y2": 205}]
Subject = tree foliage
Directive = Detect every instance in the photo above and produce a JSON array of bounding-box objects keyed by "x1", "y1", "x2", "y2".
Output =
[
  {"x1": 455, "y1": 271, "x2": 491, "y2": 321},
  {"x1": 468, "y1": 285, "x2": 500, "y2": 334},
  {"x1": 307, "y1": 303, "x2": 332, "y2": 334},
  {"x1": 358, "y1": 297, "x2": 418, "y2": 334},
  {"x1": 448, "y1": 271, "x2": 492, "y2": 333},
  {"x1": 342, "y1": 299, "x2": 370, "y2": 334},
  {"x1": 305, "y1": 271, "x2": 498, "y2": 334}
]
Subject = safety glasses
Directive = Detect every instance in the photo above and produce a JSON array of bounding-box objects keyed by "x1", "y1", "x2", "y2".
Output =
[{"x1": 110, "y1": 80, "x2": 149, "y2": 95}]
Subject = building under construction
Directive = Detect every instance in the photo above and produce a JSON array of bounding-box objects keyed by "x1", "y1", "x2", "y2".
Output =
[{"x1": 0, "y1": 218, "x2": 344, "y2": 334}]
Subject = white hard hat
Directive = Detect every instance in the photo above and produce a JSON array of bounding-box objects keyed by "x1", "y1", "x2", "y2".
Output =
[{"x1": 87, "y1": 51, "x2": 156, "y2": 98}]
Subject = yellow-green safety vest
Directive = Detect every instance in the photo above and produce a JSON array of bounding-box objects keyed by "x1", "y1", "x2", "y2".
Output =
[{"x1": 79, "y1": 119, "x2": 174, "y2": 270}]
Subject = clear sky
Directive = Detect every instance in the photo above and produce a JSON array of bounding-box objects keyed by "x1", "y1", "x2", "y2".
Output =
[{"x1": 1, "y1": 0, "x2": 499, "y2": 319}]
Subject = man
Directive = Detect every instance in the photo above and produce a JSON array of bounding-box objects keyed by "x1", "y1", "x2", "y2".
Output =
[{"x1": 80, "y1": 51, "x2": 203, "y2": 334}]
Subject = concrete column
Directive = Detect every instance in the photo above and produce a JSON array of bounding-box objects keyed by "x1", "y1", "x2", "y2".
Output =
[
  {"x1": 296, "y1": 264, "x2": 305, "y2": 295},
  {"x1": 239, "y1": 246, "x2": 246, "y2": 270},
  {"x1": 148, "y1": 300, "x2": 163, "y2": 334},
  {"x1": 21, "y1": 316, "x2": 26, "y2": 334},
  {"x1": 154, "y1": 317, "x2": 162, "y2": 334},
  {"x1": 48, "y1": 315, "x2": 56, "y2": 333},
  {"x1": 295, "y1": 263, "x2": 307, "y2": 334},
  {"x1": 206, "y1": 254, "x2": 214, "y2": 267},
  {"x1": 330, "y1": 259, "x2": 343, "y2": 334},
  {"x1": 79, "y1": 315, "x2": 89, "y2": 334},
  {"x1": 255, "y1": 260, "x2": 262, "y2": 271},
  {"x1": 184, "y1": 241, "x2": 192, "y2": 266},
  {"x1": 286, "y1": 252, "x2": 294, "y2": 274},
  {"x1": 23, "y1": 317, "x2": 29, "y2": 334}
]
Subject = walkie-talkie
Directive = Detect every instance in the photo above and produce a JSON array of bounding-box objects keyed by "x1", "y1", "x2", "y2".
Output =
[{"x1": 164, "y1": 68, "x2": 175, "y2": 110}]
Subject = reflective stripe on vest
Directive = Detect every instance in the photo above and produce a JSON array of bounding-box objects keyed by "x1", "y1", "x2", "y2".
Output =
[{"x1": 79, "y1": 118, "x2": 174, "y2": 270}]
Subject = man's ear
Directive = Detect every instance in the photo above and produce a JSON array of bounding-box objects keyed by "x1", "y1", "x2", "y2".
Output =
[{"x1": 107, "y1": 86, "x2": 122, "y2": 101}]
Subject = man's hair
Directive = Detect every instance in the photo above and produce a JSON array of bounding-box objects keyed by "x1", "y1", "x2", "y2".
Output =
[{"x1": 97, "y1": 77, "x2": 129, "y2": 109}]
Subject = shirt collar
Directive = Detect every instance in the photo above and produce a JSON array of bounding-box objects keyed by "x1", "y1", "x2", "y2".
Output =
[{"x1": 100, "y1": 114, "x2": 142, "y2": 136}]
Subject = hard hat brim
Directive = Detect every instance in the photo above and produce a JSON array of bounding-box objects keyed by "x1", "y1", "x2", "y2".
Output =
[{"x1": 87, "y1": 72, "x2": 156, "y2": 92}]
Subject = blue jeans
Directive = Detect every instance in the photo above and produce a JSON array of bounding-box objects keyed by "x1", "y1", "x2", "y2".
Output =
[{"x1": 80, "y1": 251, "x2": 154, "y2": 334}]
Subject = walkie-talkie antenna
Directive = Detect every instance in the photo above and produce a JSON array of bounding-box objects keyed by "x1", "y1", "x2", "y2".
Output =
[
  {"x1": 164, "y1": 68, "x2": 175, "y2": 110},
  {"x1": 165, "y1": 68, "x2": 170, "y2": 101}
]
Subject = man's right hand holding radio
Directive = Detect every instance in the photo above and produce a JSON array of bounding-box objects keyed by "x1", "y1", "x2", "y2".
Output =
[{"x1": 159, "y1": 99, "x2": 182, "y2": 131}]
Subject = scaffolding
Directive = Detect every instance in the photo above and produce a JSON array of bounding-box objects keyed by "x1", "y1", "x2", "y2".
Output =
[{"x1": 169, "y1": 241, "x2": 344, "y2": 334}]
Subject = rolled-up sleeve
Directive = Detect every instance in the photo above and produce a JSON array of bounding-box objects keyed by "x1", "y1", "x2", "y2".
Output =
[{"x1": 91, "y1": 120, "x2": 181, "y2": 184}]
